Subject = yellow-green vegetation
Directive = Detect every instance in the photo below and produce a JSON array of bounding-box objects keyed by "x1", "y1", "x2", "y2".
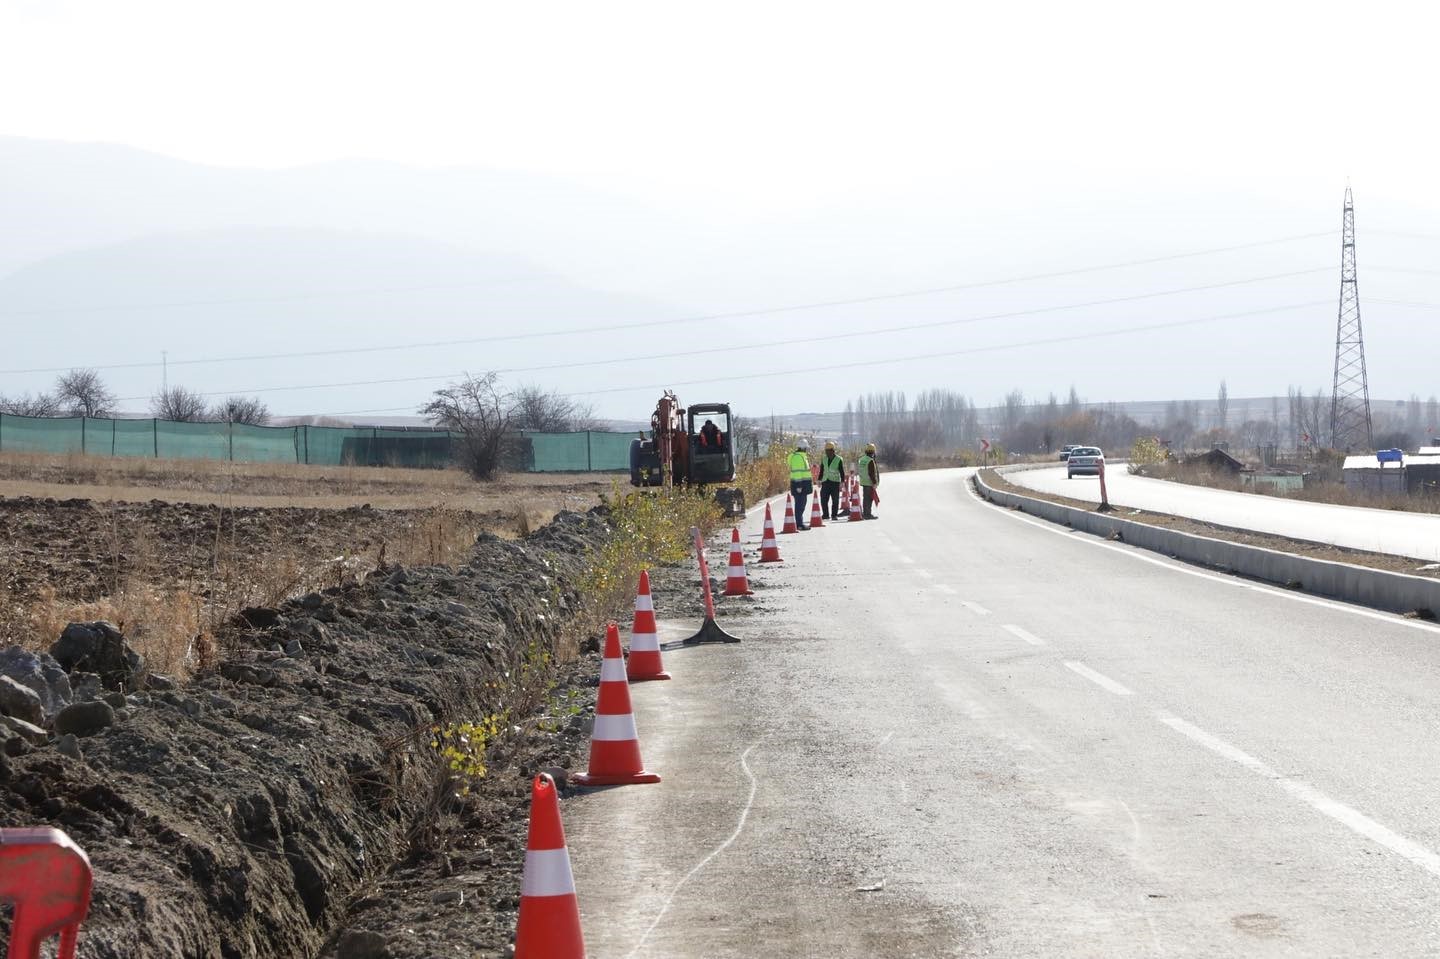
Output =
[
  {"x1": 734, "y1": 438, "x2": 792, "y2": 506},
  {"x1": 1128, "y1": 436, "x2": 1169, "y2": 471},
  {"x1": 430, "y1": 714, "x2": 505, "y2": 794},
  {"x1": 583, "y1": 483, "x2": 723, "y2": 612}
]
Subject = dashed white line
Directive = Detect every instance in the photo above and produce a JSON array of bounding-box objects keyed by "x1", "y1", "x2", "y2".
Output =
[
  {"x1": 1002, "y1": 624, "x2": 1045, "y2": 646},
  {"x1": 960, "y1": 600, "x2": 991, "y2": 616},
  {"x1": 1063, "y1": 661, "x2": 1135, "y2": 696},
  {"x1": 935, "y1": 584, "x2": 959, "y2": 596},
  {"x1": 899, "y1": 555, "x2": 917, "y2": 565},
  {"x1": 1157, "y1": 711, "x2": 1440, "y2": 878},
  {"x1": 916, "y1": 569, "x2": 934, "y2": 579}
]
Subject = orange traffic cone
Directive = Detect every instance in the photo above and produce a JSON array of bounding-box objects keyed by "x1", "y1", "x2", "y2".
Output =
[
  {"x1": 573, "y1": 623, "x2": 661, "y2": 786},
  {"x1": 626, "y1": 570, "x2": 670, "y2": 681},
  {"x1": 849, "y1": 476, "x2": 864, "y2": 522},
  {"x1": 759, "y1": 503, "x2": 783, "y2": 563},
  {"x1": 809, "y1": 485, "x2": 824, "y2": 528},
  {"x1": 723, "y1": 527, "x2": 754, "y2": 595},
  {"x1": 780, "y1": 494, "x2": 798, "y2": 534},
  {"x1": 514, "y1": 772, "x2": 585, "y2": 959}
]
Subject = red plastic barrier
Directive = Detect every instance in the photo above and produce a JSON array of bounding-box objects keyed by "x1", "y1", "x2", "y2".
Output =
[{"x1": 0, "y1": 828, "x2": 92, "y2": 959}]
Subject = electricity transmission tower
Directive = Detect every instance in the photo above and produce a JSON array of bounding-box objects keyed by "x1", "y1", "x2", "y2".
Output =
[{"x1": 1329, "y1": 186, "x2": 1373, "y2": 451}]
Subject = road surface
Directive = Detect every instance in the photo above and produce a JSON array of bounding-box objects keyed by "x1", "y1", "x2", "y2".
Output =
[
  {"x1": 567, "y1": 469, "x2": 1440, "y2": 957},
  {"x1": 1009, "y1": 463, "x2": 1440, "y2": 563}
]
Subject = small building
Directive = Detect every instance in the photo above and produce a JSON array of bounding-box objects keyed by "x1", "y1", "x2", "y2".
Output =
[
  {"x1": 1186, "y1": 448, "x2": 1244, "y2": 473},
  {"x1": 1342, "y1": 453, "x2": 1440, "y2": 496}
]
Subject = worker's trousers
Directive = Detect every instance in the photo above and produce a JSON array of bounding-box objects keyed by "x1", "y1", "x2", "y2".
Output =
[
  {"x1": 819, "y1": 479, "x2": 842, "y2": 518},
  {"x1": 790, "y1": 478, "x2": 812, "y2": 527},
  {"x1": 862, "y1": 485, "x2": 878, "y2": 518}
]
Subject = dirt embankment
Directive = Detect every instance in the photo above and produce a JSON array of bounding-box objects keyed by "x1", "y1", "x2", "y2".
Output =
[{"x1": 0, "y1": 509, "x2": 610, "y2": 959}]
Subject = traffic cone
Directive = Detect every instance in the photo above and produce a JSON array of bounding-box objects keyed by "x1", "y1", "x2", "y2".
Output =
[
  {"x1": 809, "y1": 485, "x2": 825, "y2": 528},
  {"x1": 780, "y1": 493, "x2": 798, "y2": 534},
  {"x1": 759, "y1": 503, "x2": 783, "y2": 563},
  {"x1": 514, "y1": 772, "x2": 585, "y2": 959},
  {"x1": 626, "y1": 570, "x2": 670, "y2": 681},
  {"x1": 849, "y1": 476, "x2": 864, "y2": 522},
  {"x1": 723, "y1": 527, "x2": 754, "y2": 595},
  {"x1": 573, "y1": 623, "x2": 661, "y2": 786}
]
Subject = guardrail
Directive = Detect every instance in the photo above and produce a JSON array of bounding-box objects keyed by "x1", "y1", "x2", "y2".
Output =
[{"x1": 974, "y1": 468, "x2": 1440, "y2": 618}]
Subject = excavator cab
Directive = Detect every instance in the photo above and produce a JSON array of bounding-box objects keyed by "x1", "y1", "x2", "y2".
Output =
[
  {"x1": 687, "y1": 404, "x2": 735, "y2": 485},
  {"x1": 628, "y1": 395, "x2": 745, "y2": 516}
]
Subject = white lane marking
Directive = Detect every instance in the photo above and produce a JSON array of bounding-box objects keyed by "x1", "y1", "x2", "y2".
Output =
[
  {"x1": 899, "y1": 555, "x2": 917, "y2": 565},
  {"x1": 1002, "y1": 624, "x2": 1045, "y2": 646},
  {"x1": 1157, "y1": 711, "x2": 1440, "y2": 878},
  {"x1": 877, "y1": 731, "x2": 895, "y2": 748},
  {"x1": 1064, "y1": 661, "x2": 1135, "y2": 696},
  {"x1": 935, "y1": 584, "x2": 959, "y2": 596},
  {"x1": 977, "y1": 485, "x2": 1440, "y2": 635},
  {"x1": 960, "y1": 600, "x2": 991, "y2": 616},
  {"x1": 916, "y1": 569, "x2": 934, "y2": 579},
  {"x1": 626, "y1": 742, "x2": 761, "y2": 958}
]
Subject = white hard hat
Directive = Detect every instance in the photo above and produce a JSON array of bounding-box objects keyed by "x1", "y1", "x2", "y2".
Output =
[{"x1": 798, "y1": 439, "x2": 810, "y2": 450}]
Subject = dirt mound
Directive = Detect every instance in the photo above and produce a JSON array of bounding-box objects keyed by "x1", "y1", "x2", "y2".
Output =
[{"x1": 0, "y1": 509, "x2": 609, "y2": 959}]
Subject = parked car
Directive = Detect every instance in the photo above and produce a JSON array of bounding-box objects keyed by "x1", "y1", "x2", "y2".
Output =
[
  {"x1": 1067, "y1": 447, "x2": 1104, "y2": 478},
  {"x1": 1058, "y1": 444, "x2": 1079, "y2": 461}
]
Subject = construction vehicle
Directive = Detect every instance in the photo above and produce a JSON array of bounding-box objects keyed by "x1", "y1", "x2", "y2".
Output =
[{"x1": 629, "y1": 391, "x2": 746, "y2": 516}]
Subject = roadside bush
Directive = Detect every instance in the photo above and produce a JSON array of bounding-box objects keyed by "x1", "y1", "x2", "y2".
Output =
[
  {"x1": 583, "y1": 484, "x2": 722, "y2": 616},
  {"x1": 734, "y1": 437, "x2": 790, "y2": 506},
  {"x1": 1128, "y1": 436, "x2": 1168, "y2": 473}
]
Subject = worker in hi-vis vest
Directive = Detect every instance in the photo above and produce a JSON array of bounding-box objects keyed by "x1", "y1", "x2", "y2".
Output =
[
  {"x1": 858, "y1": 443, "x2": 880, "y2": 519},
  {"x1": 818, "y1": 440, "x2": 846, "y2": 519},
  {"x1": 787, "y1": 440, "x2": 813, "y2": 530}
]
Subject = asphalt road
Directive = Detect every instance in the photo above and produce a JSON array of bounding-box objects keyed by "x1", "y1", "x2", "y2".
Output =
[
  {"x1": 1009, "y1": 463, "x2": 1440, "y2": 563},
  {"x1": 566, "y1": 469, "x2": 1440, "y2": 957}
]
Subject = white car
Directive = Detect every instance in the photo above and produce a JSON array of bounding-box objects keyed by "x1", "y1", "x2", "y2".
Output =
[{"x1": 1067, "y1": 447, "x2": 1104, "y2": 478}]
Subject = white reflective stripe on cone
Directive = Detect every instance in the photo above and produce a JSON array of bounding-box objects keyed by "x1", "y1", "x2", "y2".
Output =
[
  {"x1": 592, "y1": 712, "x2": 639, "y2": 741},
  {"x1": 630, "y1": 631, "x2": 660, "y2": 651},
  {"x1": 599, "y1": 657, "x2": 628, "y2": 682},
  {"x1": 521, "y1": 848, "x2": 577, "y2": 897},
  {"x1": 727, "y1": 564, "x2": 745, "y2": 575},
  {"x1": 633, "y1": 594, "x2": 654, "y2": 612}
]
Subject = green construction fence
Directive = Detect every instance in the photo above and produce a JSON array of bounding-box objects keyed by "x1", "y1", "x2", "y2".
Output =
[{"x1": 0, "y1": 414, "x2": 635, "y2": 472}]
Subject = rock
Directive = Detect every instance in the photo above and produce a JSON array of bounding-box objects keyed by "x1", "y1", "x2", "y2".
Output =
[
  {"x1": 336, "y1": 930, "x2": 390, "y2": 959},
  {"x1": 0, "y1": 676, "x2": 45, "y2": 726},
  {"x1": 206, "y1": 692, "x2": 236, "y2": 711},
  {"x1": 54, "y1": 700, "x2": 115, "y2": 737},
  {"x1": 0, "y1": 714, "x2": 49, "y2": 745},
  {"x1": 387, "y1": 567, "x2": 410, "y2": 586},
  {"x1": 103, "y1": 691, "x2": 127, "y2": 709},
  {"x1": 0, "y1": 646, "x2": 73, "y2": 719},
  {"x1": 300, "y1": 593, "x2": 325, "y2": 611},
  {"x1": 54, "y1": 733, "x2": 83, "y2": 761},
  {"x1": 283, "y1": 639, "x2": 305, "y2": 658},
  {"x1": 50, "y1": 622, "x2": 145, "y2": 691},
  {"x1": 238, "y1": 607, "x2": 281, "y2": 629},
  {"x1": 145, "y1": 673, "x2": 175, "y2": 691},
  {"x1": 114, "y1": 708, "x2": 131, "y2": 722},
  {"x1": 3, "y1": 736, "x2": 31, "y2": 757},
  {"x1": 446, "y1": 602, "x2": 472, "y2": 617},
  {"x1": 70, "y1": 672, "x2": 103, "y2": 702},
  {"x1": 538, "y1": 765, "x2": 569, "y2": 790},
  {"x1": 430, "y1": 888, "x2": 463, "y2": 905},
  {"x1": 398, "y1": 614, "x2": 420, "y2": 629}
]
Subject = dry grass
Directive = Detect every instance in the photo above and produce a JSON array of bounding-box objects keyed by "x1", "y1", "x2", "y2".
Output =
[{"x1": 0, "y1": 450, "x2": 607, "y2": 511}]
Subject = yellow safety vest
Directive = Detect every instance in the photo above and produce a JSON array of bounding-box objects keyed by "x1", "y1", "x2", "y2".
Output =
[
  {"x1": 820, "y1": 454, "x2": 844, "y2": 483},
  {"x1": 858, "y1": 454, "x2": 876, "y2": 486},
  {"x1": 788, "y1": 451, "x2": 811, "y2": 481}
]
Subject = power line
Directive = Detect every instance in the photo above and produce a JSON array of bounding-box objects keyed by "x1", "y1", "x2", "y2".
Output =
[
  {"x1": 308, "y1": 300, "x2": 1330, "y2": 414},
  {"x1": 111, "y1": 267, "x2": 1332, "y2": 402},
  {"x1": 0, "y1": 229, "x2": 1336, "y2": 376}
]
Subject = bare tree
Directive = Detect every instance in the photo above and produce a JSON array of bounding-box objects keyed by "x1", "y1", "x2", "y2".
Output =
[
  {"x1": 420, "y1": 372, "x2": 511, "y2": 480},
  {"x1": 214, "y1": 396, "x2": 270, "y2": 426},
  {"x1": 0, "y1": 392, "x2": 62, "y2": 417},
  {"x1": 1216, "y1": 380, "x2": 1229, "y2": 433},
  {"x1": 54, "y1": 369, "x2": 116, "y2": 418},
  {"x1": 151, "y1": 386, "x2": 209, "y2": 422},
  {"x1": 509, "y1": 384, "x2": 597, "y2": 432}
]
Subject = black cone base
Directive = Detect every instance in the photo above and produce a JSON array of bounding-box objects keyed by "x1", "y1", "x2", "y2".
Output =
[{"x1": 682, "y1": 615, "x2": 741, "y2": 645}]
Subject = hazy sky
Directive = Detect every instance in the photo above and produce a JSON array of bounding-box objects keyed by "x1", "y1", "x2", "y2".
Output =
[{"x1": 2, "y1": 0, "x2": 1438, "y2": 421}]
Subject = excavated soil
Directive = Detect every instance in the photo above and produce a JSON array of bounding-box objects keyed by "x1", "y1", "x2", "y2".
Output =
[{"x1": 0, "y1": 509, "x2": 614, "y2": 958}]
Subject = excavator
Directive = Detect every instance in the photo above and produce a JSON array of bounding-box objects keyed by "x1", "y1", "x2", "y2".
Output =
[{"x1": 629, "y1": 391, "x2": 746, "y2": 517}]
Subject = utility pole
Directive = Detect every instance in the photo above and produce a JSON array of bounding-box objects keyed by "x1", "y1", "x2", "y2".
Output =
[{"x1": 1329, "y1": 186, "x2": 1373, "y2": 451}]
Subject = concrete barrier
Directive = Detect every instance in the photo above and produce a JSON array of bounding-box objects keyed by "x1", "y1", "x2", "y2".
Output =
[{"x1": 975, "y1": 469, "x2": 1440, "y2": 618}]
